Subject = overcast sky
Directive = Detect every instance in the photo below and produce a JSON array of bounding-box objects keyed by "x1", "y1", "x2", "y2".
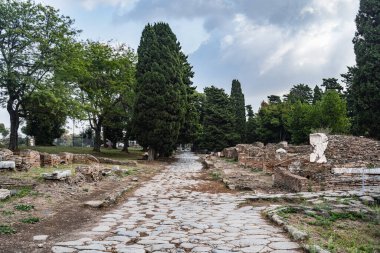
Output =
[{"x1": 0, "y1": 0, "x2": 359, "y2": 129}]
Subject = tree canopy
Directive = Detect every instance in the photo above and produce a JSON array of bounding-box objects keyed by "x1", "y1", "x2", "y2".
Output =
[
  {"x1": 0, "y1": 0, "x2": 79, "y2": 150},
  {"x1": 132, "y1": 23, "x2": 188, "y2": 160},
  {"x1": 350, "y1": 0, "x2": 380, "y2": 139},
  {"x1": 230, "y1": 79, "x2": 246, "y2": 143}
]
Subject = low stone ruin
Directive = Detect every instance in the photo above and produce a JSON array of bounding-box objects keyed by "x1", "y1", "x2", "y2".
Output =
[
  {"x1": 222, "y1": 134, "x2": 380, "y2": 192},
  {"x1": 42, "y1": 170, "x2": 72, "y2": 180},
  {"x1": 0, "y1": 149, "x2": 133, "y2": 171}
]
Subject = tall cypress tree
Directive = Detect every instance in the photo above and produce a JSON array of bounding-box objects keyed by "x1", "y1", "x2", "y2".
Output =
[
  {"x1": 200, "y1": 86, "x2": 238, "y2": 151},
  {"x1": 351, "y1": 0, "x2": 380, "y2": 139},
  {"x1": 230, "y1": 79, "x2": 246, "y2": 143},
  {"x1": 132, "y1": 23, "x2": 186, "y2": 160},
  {"x1": 312, "y1": 85, "x2": 323, "y2": 104},
  {"x1": 245, "y1": 105, "x2": 258, "y2": 143}
]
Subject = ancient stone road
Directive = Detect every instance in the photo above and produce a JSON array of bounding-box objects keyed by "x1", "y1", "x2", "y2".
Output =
[{"x1": 52, "y1": 152, "x2": 301, "y2": 253}]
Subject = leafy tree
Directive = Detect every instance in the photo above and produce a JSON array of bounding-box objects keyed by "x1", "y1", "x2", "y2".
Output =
[
  {"x1": 267, "y1": 95, "x2": 282, "y2": 104},
  {"x1": 284, "y1": 84, "x2": 313, "y2": 104},
  {"x1": 255, "y1": 101, "x2": 290, "y2": 143},
  {"x1": 199, "y1": 86, "x2": 238, "y2": 151},
  {"x1": 321, "y1": 78, "x2": 343, "y2": 93},
  {"x1": 22, "y1": 89, "x2": 68, "y2": 145},
  {"x1": 350, "y1": 0, "x2": 380, "y2": 138},
  {"x1": 285, "y1": 101, "x2": 314, "y2": 144},
  {"x1": 229, "y1": 79, "x2": 246, "y2": 143},
  {"x1": 314, "y1": 90, "x2": 350, "y2": 133},
  {"x1": 313, "y1": 85, "x2": 323, "y2": 104},
  {"x1": 73, "y1": 41, "x2": 136, "y2": 152},
  {"x1": 132, "y1": 23, "x2": 186, "y2": 160},
  {"x1": 0, "y1": 0, "x2": 79, "y2": 150},
  {"x1": 245, "y1": 105, "x2": 258, "y2": 143},
  {"x1": 0, "y1": 123, "x2": 9, "y2": 138}
]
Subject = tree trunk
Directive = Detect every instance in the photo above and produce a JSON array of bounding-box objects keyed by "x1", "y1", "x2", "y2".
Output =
[
  {"x1": 7, "y1": 101, "x2": 20, "y2": 151},
  {"x1": 122, "y1": 135, "x2": 129, "y2": 153},
  {"x1": 148, "y1": 148, "x2": 155, "y2": 161},
  {"x1": 93, "y1": 125, "x2": 102, "y2": 152}
]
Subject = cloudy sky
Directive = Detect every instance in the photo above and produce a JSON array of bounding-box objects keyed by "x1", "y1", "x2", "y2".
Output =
[{"x1": 0, "y1": 0, "x2": 359, "y2": 128}]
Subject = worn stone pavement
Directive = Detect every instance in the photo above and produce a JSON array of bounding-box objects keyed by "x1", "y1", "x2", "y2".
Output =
[{"x1": 52, "y1": 152, "x2": 301, "y2": 253}]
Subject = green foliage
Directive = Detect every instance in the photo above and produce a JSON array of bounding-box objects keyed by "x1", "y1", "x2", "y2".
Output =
[
  {"x1": 255, "y1": 101, "x2": 290, "y2": 143},
  {"x1": 314, "y1": 91, "x2": 350, "y2": 134},
  {"x1": 2, "y1": 210, "x2": 14, "y2": 216},
  {"x1": 199, "y1": 86, "x2": 238, "y2": 151},
  {"x1": 20, "y1": 217, "x2": 40, "y2": 224},
  {"x1": 14, "y1": 204, "x2": 34, "y2": 211},
  {"x1": 230, "y1": 79, "x2": 246, "y2": 143},
  {"x1": 285, "y1": 101, "x2": 314, "y2": 144},
  {"x1": 0, "y1": 225, "x2": 16, "y2": 234},
  {"x1": 0, "y1": 123, "x2": 9, "y2": 138},
  {"x1": 284, "y1": 84, "x2": 313, "y2": 104},
  {"x1": 132, "y1": 23, "x2": 188, "y2": 158},
  {"x1": 245, "y1": 105, "x2": 258, "y2": 143},
  {"x1": 267, "y1": 95, "x2": 282, "y2": 104},
  {"x1": 70, "y1": 41, "x2": 136, "y2": 152},
  {"x1": 313, "y1": 85, "x2": 323, "y2": 104},
  {"x1": 210, "y1": 171, "x2": 222, "y2": 181},
  {"x1": 0, "y1": 0, "x2": 79, "y2": 150},
  {"x1": 22, "y1": 89, "x2": 67, "y2": 145},
  {"x1": 350, "y1": 0, "x2": 380, "y2": 139},
  {"x1": 321, "y1": 78, "x2": 343, "y2": 93}
]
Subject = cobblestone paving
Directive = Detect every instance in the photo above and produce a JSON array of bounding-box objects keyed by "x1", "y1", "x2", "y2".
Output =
[{"x1": 52, "y1": 152, "x2": 301, "y2": 253}]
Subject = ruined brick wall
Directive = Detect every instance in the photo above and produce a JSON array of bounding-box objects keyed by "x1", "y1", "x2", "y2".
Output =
[
  {"x1": 40, "y1": 153, "x2": 61, "y2": 167},
  {"x1": 273, "y1": 167, "x2": 309, "y2": 192},
  {"x1": 325, "y1": 135, "x2": 380, "y2": 167}
]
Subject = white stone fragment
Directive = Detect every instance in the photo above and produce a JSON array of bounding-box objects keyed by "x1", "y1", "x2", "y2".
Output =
[
  {"x1": 42, "y1": 170, "x2": 71, "y2": 180},
  {"x1": 0, "y1": 189, "x2": 11, "y2": 200},
  {"x1": 33, "y1": 235, "x2": 49, "y2": 241},
  {"x1": 309, "y1": 133, "x2": 328, "y2": 163},
  {"x1": 0, "y1": 161, "x2": 16, "y2": 169}
]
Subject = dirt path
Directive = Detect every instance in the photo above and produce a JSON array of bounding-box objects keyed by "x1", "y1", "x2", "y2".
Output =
[{"x1": 49, "y1": 152, "x2": 301, "y2": 253}]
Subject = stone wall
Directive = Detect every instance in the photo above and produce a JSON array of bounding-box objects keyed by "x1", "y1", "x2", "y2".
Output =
[
  {"x1": 0, "y1": 149, "x2": 132, "y2": 171},
  {"x1": 273, "y1": 167, "x2": 309, "y2": 192},
  {"x1": 325, "y1": 135, "x2": 380, "y2": 167},
  {"x1": 222, "y1": 134, "x2": 380, "y2": 192}
]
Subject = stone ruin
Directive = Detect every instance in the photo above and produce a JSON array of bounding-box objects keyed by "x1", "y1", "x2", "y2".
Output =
[
  {"x1": 222, "y1": 134, "x2": 380, "y2": 192},
  {"x1": 0, "y1": 149, "x2": 137, "y2": 171}
]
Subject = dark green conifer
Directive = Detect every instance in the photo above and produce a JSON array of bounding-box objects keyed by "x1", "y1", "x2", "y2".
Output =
[
  {"x1": 230, "y1": 79, "x2": 246, "y2": 143},
  {"x1": 132, "y1": 23, "x2": 187, "y2": 160}
]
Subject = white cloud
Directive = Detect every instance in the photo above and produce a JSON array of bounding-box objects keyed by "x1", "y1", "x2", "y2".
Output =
[{"x1": 81, "y1": 0, "x2": 139, "y2": 11}]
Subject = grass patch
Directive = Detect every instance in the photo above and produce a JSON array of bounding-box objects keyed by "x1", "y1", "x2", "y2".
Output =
[
  {"x1": 282, "y1": 203, "x2": 380, "y2": 252},
  {"x1": 20, "y1": 217, "x2": 39, "y2": 224},
  {"x1": 210, "y1": 171, "x2": 222, "y2": 181},
  {"x1": 250, "y1": 168, "x2": 262, "y2": 173},
  {"x1": 2, "y1": 210, "x2": 14, "y2": 216},
  {"x1": 14, "y1": 204, "x2": 34, "y2": 211},
  {"x1": 0, "y1": 225, "x2": 16, "y2": 234},
  {"x1": 223, "y1": 158, "x2": 237, "y2": 163}
]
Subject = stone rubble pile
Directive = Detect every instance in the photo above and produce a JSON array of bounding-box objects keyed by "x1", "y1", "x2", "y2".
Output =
[{"x1": 220, "y1": 134, "x2": 380, "y2": 192}]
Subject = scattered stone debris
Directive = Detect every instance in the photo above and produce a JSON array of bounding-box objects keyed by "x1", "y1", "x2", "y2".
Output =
[
  {"x1": 42, "y1": 170, "x2": 72, "y2": 180},
  {"x1": 0, "y1": 188, "x2": 11, "y2": 200},
  {"x1": 75, "y1": 165, "x2": 102, "y2": 182},
  {"x1": 84, "y1": 200, "x2": 104, "y2": 208},
  {"x1": 33, "y1": 235, "x2": 49, "y2": 241}
]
